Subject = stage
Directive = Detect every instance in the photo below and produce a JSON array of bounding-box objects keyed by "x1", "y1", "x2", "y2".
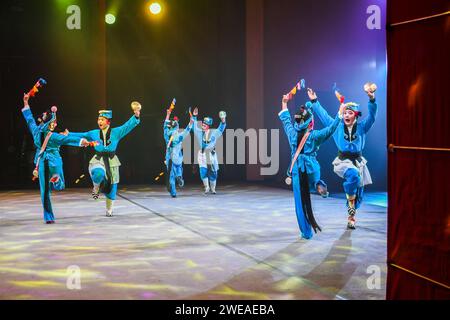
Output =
[{"x1": 0, "y1": 184, "x2": 387, "y2": 300}]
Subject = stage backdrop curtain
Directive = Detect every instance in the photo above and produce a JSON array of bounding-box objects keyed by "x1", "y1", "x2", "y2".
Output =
[{"x1": 386, "y1": 0, "x2": 450, "y2": 299}]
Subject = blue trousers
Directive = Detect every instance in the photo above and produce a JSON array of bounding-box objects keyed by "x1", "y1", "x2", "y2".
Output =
[
  {"x1": 39, "y1": 159, "x2": 65, "y2": 222},
  {"x1": 307, "y1": 168, "x2": 327, "y2": 194},
  {"x1": 199, "y1": 166, "x2": 217, "y2": 182},
  {"x1": 343, "y1": 168, "x2": 364, "y2": 209},
  {"x1": 167, "y1": 162, "x2": 183, "y2": 197},
  {"x1": 292, "y1": 171, "x2": 313, "y2": 239},
  {"x1": 91, "y1": 168, "x2": 118, "y2": 200}
]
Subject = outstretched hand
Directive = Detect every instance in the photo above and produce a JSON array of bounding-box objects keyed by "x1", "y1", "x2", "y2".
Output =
[
  {"x1": 367, "y1": 90, "x2": 375, "y2": 100},
  {"x1": 281, "y1": 94, "x2": 289, "y2": 110},
  {"x1": 80, "y1": 138, "x2": 90, "y2": 147},
  {"x1": 307, "y1": 88, "x2": 317, "y2": 101},
  {"x1": 192, "y1": 107, "x2": 198, "y2": 116},
  {"x1": 23, "y1": 93, "x2": 30, "y2": 106}
]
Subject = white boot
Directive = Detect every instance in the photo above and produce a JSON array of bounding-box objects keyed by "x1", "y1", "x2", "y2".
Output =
[
  {"x1": 202, "y1": 178, "x2": 210, "y2": 194},
  {"x1": 106, "y1": 198, "x2": 114, "y2": 217},
  {"x1": 210, "y1": 180, "x2": 216, "y2": 194}
]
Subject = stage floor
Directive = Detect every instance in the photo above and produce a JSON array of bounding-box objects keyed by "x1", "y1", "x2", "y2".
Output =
[{"x1": 0, "y1": 184, "x2": 387, "y2": 300}]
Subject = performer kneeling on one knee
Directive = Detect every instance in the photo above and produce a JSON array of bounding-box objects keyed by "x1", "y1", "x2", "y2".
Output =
[
  {"x1": 191, "y1": 107, "x2": 226, "y2": 194},
  {"x1": 21, "y1": 93, "x2": 93, "y2": 224},
  {"x1": 163, "y1": 107, "x2": 194, "y2": 197},
  {"x1": 308, "y1": 84, "x2": 378, "y2": 229},
  {"x1": 279, "y1": 94, "x2": 342, "y2": 239},
  {"x1": 69, "y1": 105, "x2": 141, "y2": 217}
]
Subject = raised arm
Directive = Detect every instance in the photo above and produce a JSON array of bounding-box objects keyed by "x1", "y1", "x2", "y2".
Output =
[
  {"x1": 179, "y1": 117, "x2": 194, "y2": 142},
  {"x1": 21, "y1": 93, "x2": 39, "y2": 136},
  {"x1": 278, "y1": 94, "x2": 296, "y2": 144},
  {"x1": 310, "y1": 113, "x2": 341, "y2": 145},
  {"x1": 214, "y1": 111, "x2": 227, "y2": 139},
  {"x1": 191, "y1": 107, "x2": 203, "y2": 144},
  {"x1": 307, "y1": 88, "x2": 334, "y2": 127},
  {"x1": 115, "y1": 114, "x2": 140, "y2": 140},
  {"x1": 360, "y1": 92, "x2": 378, "y2": 133}
]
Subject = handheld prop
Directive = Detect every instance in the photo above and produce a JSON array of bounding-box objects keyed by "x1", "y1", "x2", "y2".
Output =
[{"x1": 27, "y1": 78, "x2": 47, "y2": 98}]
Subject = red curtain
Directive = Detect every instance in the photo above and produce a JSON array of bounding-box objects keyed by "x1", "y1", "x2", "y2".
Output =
[{"x1": 387, "y1": 0, "x2": 450, "y2": 299}]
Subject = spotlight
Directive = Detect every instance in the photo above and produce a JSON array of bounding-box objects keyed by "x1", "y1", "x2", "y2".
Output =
[
  {"x1": 105, "y1": 13, "x2": 116, "y2": 24},
  {"x1": 149, "y1": 2, "x2": 162, "y2": 15}
]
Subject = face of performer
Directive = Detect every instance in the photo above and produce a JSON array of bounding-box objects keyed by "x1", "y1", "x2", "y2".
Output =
[
  {"x1": 49, "y1": 121, "x2": 57, "y2": 131},
  {"x1": 97, "y1": 116, "x2": 110, "y2": 130},
  {"x1": 343, "y1": 109, "x2": 357, "y2": 126},
  {"x1": 201, "y1": 123, "x2": 210, "y2": 131},
  {"x1": 295, "y1": 106, "x2": 309, "y2": 125}
]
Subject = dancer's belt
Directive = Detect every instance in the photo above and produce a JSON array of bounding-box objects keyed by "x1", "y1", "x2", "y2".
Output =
[
  {"x1": 94, "y1": 152, "x2": 116, "y2": 160},
  {"x1": 338, "y1": 151, "x2": 362, "y2": 166}
]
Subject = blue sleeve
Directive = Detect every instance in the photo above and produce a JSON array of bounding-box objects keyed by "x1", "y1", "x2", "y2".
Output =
[
  {"x1": 360, "y1": 99, "x2": 378, "y2": 133},
  {"x1": 203, "y1": 121, "x2": 226, "y2": 151},
  {"x1": 67, "y1": 130, "x2": 92, "y2": 140},
  {"x1": 21, "y1": 107, "x2": 39, "y2": 136},
  {"x1": 214, "y1": 121, "x2": 226, "y2": 138},
  {"x1": 180, "y1": 121, "x2": 193, "y2": 142},
  {"x1": 115, "y1": 115, "x2": 140, "y2": 140},
  {"x1": 50, "y1": 132, "x2": 83, "y2": 147},
  {"x1": 278, "y1": 109, "x2": 295, "y2": 144},
  {"x1": 310, "y1": 113, "x2": 340, "y2": 145},
  {"x1": 310, "y1": 100, "x2": 334, "y2": 127},
  {"x1": 191, "y1": 116, "x2": 203, "y2": 144},
  {"x1": 163, "y1": 120, "x2": 170, "y2": 143}
]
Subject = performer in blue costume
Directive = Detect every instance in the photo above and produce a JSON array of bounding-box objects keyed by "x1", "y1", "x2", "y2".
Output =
[
  {"x1": 279, "y1": 93, "x2": 342, "y2": 239},
  {"x1": 191, "y1": 107, "x2": 226, "y2": 194},
  {"x1": 308, "y1": 84, "x2": 378, "y2": 229},
  {"x1": 69, "y1": 105, "x2": 141, "y2": 217},
  {"x1": 21, "y1": 93, "x2": 92, "y2": 224},
  {"x1": 163, "y1": 107, "x2": 194, "y2": 197}
]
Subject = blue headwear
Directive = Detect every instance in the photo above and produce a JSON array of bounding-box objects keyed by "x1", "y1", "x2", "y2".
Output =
[
  {"x1": 343, "y1": 102, "x2": 361, "y2": 117},
  {"x1": 293, "y1": 104, "x2": 314, "y2": 132},
  {"x1": 98, "y1": 109, "x2": 113, "y2": 119},
  {"x1": 203, "y1": 117, "x2": 213, "y2": 126}
]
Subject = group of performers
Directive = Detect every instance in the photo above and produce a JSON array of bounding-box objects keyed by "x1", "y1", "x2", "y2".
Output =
[
  {"x1": 163, "y1": 105, "x2": 227, "y2": 196},
  {"x1": 21, "y1": 78, "x2": 377, "y2": 239}
]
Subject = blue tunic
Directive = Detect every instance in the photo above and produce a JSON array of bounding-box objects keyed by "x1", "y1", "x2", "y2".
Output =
[
  {"x1": 22, "y1": 106, "x2": 84, "y2": 222},
  {"x1": 192, "y1": 116, "x2": 226, "y2": 172},
  {"x1": 163, "y1": 121, "x2": 193, "y2": 166},
  {"x1": 310, "y1": 100, "x2": 377, "y2": 153},
  {"x1": 278, "y1": 109, "x2": 340, "y2": 174}
]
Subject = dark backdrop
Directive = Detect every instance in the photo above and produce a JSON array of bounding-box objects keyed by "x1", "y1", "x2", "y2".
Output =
[
  {"x1": 1, "y1": 0, "x2": 386, "y2": 192},
  {"x1": 0, "y1": 0, "x2": 246, "y2": 189}
]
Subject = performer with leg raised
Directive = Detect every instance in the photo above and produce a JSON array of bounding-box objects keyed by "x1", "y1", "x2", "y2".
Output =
[
  {"x1": 68, "y1": 102, "x2": 141, "y2": 217},
  {"x1": 308, "y1": 84, "x2": 378, "y2": 229},
  {"x1": 163, "y1": 100, "x2": 194, "y2": 197},
  {"x1": 21, "y1": 85, "x2": 93, "y2": 224},
  {"x1": 279, "y1": 91, "x2": 342, "y2": 239}
]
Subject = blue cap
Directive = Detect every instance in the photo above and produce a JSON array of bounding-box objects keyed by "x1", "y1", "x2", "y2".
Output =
[
  {"x1": 203, "y1": 117, "x2": 213, "y2": 126},
  {"x1": 98, "y1": 110, "x2": 113, "y2": 119}
]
